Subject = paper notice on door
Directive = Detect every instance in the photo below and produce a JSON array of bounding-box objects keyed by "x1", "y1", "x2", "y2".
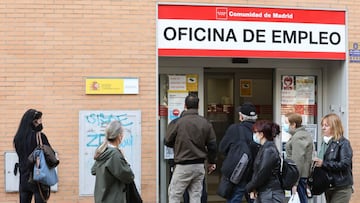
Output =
[
  {"x1": 281, "y1": 75, "x2": 315, "y2": 105},
  {"x1": 169, "y1": 75, "x2": 187, "y2": 91},
  {"x1": 296, "y1": 76, "x2": 315, "y2": 104},
  {"x1": 240, "y1": 79, "x2": 252, "y2": 97}
]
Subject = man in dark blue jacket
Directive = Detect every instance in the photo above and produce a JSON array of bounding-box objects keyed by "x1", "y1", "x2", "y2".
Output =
[{"x1": 219, "y1": 102, "x2": 259, "y2": 203}]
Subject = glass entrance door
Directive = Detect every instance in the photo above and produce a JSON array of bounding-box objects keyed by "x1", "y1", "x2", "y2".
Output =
[
  {"x1": 204, "y1": 74, "x2": 234, "y2": 203},
  {"x1": 275, "y1": 69, "x2": 323, "y2": 154},
  {"x1": 205, "y1": 69, "x2": 274, "y2": 203},
  {"x1": 280, "y1": 75, "x2": 319, "y2": 152}
]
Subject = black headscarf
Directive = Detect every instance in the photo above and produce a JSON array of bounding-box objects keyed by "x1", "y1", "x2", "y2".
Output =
[{"x1": 13, "y1": 109, "x2": 42, "y2": 158}]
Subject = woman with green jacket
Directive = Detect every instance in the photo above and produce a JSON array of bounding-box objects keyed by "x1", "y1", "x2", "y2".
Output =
[
  {"x1": 91, "y1": 120, "x2": 134, "y2": 203},
  {"x1": 284, "y1": 112, "x2": 313, "y2": 203}
]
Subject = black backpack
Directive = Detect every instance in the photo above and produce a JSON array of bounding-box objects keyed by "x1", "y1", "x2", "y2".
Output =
[
  {"x1": 220, "y1": 123, "x2": 260, "y2": 184},
  {"x1": 279, "y1": 158, "x2": 300, "y2": 190}
]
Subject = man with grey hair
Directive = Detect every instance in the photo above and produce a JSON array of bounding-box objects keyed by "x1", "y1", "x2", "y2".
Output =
[{"x1": 219, "y1": 102, "x2": 260, "y2": 203}]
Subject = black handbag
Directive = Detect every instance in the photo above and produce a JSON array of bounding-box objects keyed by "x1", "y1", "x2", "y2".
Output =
[
  {"x1": 307, "y1": 162, "x2": 333, "y2": 195},
  {"x1": 217, "y1": 175, "x2": 234, "y2": 198},
  {"x1": 126, "y1": 181, "x2": 143, "y2": 203}
]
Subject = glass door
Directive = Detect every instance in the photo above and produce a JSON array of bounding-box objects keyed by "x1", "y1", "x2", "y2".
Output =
[
  {"x1": 275, "y1": 68, "x2": 324, "y2": 203},
  {"x1": 204, "y1": 73, "x2": 234, "y2": 203},
  {"x1": 205, "y1": 68, "x2": 274, "y2": 202},
  {"x1": 280, "y1": 75, "x2": 318, "y2": 152}
]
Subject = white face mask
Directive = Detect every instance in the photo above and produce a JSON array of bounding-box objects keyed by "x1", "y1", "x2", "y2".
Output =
[
  {"x1": 253, "y1": 133, "x2": 261, "y2": 144},
  {"x1": 283, "y1": 123, "x2": 290, "y2": 133},
  {"x1": 323, "y1": 136, "x2": 333, "y2": 144}
]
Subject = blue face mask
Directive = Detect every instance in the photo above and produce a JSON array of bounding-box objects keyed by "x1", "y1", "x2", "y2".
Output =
[
  {"x1": 253, "y1": 133, "x2": 261, "y2": 144},
  {"x1": 283, "y1": 123, "x2": 290, "y2": 133}
]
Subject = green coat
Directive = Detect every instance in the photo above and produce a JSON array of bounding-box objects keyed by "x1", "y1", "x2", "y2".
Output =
[
  {"x1": 285, "y1": 126, "x2": 314, "y2": 179},
  {"x1": 91, "y1": 147, "x2": 134, "y2": 203}
]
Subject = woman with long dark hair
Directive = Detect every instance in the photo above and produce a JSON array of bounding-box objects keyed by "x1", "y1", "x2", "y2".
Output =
[{"x1": 13, "y1": 109, "x2": 51, "y2": 203}]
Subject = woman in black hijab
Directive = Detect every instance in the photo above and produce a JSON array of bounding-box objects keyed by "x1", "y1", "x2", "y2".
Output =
[{"x1": 13, "y1": 109, "x2": 51, "y2": 203}]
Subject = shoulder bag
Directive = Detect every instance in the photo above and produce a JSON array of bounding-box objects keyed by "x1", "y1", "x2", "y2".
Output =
[
  {"x1": 216, "y1": 175, "x2": 234, "y2": 198},
  {"x1": 31, "y1": 132, "x2": 59, "y2": 186},
  {"x1": 220, "y1": 124, "x2": 256, "y2": 184},
  {"x1": 126, "y1": 181, "x2": 143, "y2": 203},
  {"x1": 28, "y1": 132, "x2": 59, "y2": 168},
  {"x1": 307, "y1": 161, "x2": 333, "y2": 195}
]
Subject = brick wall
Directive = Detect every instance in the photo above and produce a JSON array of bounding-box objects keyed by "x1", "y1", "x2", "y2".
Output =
[{"x1": 0, "y1": 0, "x2": 156, "y2": 202}]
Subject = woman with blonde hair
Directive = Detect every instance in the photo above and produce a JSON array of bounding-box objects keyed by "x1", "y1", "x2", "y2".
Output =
[
  {"x1": 313, "y1": 113, "x2": 353, "y2": 203},
  {"x1": 91, "y1": 120, "x2": 134, "y2": 203}
]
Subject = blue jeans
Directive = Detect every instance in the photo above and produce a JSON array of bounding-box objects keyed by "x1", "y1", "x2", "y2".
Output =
[
  {"x1": 297, "y1": 178, "x2": 308, "y2": 203},
  {"x1": 227, "y1": 184, "x2": 253, "y2": 203}
]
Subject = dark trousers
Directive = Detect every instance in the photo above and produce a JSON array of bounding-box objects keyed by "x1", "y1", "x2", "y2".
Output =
[
  {"x1": 19, "y1": 181, "x2": 46, "y2": 203},
  {"x1": 325, "y1": 186, "x2": 352, "y2": 203},
  {"x1": 256, "y1": 188, "x2": 285, "y2": 203}
]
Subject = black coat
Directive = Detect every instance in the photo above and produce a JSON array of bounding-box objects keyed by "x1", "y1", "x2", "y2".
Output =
[
  {"x1": 246, "y1": 141, "x2": 282, "y2": 193},
  {"x1": 219, "y1": 121, "x2": 255, "y2": 156},
  {"x1": 219, "y1": 121, "x2": 259, "y2": 183},
  {"x1": 322, "y1": 136, "x2": 353, "y2": 188}
]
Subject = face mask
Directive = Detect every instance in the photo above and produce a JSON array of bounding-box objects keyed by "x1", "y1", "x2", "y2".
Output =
[
  {"x1": 283, "y1": 123, "x2": 290, "y2": 133},
  {"x1": 323, "y1": 136, "x2": 333, "y2": 144},
  {"x1": 32, "y1": 123, "x2": 43, "y2": 132},
  {"x1": 253, "y1": 133, "x2": 261, "y2": 144}
]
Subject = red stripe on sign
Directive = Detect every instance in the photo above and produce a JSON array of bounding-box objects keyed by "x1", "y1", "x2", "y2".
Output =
[
  {"x1": 158, "y1": 5, "x2": 345, "y2": 25},
  {"x1": 158, "y1": 49, "x2": 345, "y2": 60}
]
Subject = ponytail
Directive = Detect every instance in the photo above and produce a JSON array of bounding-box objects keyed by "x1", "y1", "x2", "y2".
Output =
[{"x1": 272, "y1": 123, "x2": 280, "y2": 138}]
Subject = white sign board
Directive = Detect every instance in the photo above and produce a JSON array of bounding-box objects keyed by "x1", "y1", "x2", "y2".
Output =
[
  {"x1": 164, "y1": 91, "x2": 188, "y2": 159},
  {"x1": 158, "y1": 5, "x2": 346, "y2": 59},
  {"x1": 78, "y1": 110, "x2": 141, "y2": 196}
]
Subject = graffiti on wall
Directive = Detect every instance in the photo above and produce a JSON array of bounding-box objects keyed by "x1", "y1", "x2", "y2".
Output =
[{"x1": 79, "y1": 110, "x2": 141, "y2": 196}]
